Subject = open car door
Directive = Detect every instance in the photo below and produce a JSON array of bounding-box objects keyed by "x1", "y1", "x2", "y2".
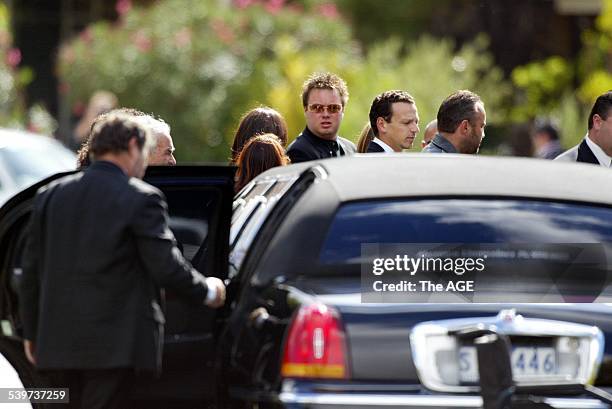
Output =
[{"x1": 0, "y1": 165, "x2": 235, "y2": 406}]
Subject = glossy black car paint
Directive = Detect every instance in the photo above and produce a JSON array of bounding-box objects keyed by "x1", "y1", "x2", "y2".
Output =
[{"x1": 1, "y1": 156, "x2": 612, "y2": 409}]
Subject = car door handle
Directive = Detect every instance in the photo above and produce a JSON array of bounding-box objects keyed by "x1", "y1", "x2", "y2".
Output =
[{"x1": 249, "y1": 307, "x2": 278, "y2": 329}]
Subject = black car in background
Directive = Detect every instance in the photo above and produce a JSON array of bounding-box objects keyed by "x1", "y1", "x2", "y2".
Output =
[{"x1": 0, "y1": 154, "x2": 611, "y2": 408}]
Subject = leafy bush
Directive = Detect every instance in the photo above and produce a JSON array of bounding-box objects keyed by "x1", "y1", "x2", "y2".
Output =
[
  {"x1": 509, "y1": 0, "x2": 612, "y2": 149},
  {"x1": 0, "y1": 2, "x2": 34, "y2": 130},
  {"x1": 58, "y1": 0, "x2": 511, "y2": 160},
  {"x1": 58, "y1": 0, "x2": 355, "y2": 161}
]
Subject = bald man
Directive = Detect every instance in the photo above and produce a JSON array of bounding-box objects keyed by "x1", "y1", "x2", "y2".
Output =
[{"x1": 422, "y1": 119, "x2": 437, "y2": 149}]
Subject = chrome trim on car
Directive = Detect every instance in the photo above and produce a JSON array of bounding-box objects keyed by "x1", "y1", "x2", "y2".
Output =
[
  {"x1": 278, "y1": 391, "x2": 609, "y2": 408},
  {"x1": 410, "y1": 309, "x2": 605, "y2": 393}
]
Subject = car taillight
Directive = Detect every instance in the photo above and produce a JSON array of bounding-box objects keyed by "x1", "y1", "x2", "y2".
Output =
[{"x1": 281, "y1": 303, "x2": 349, "y2": 379}]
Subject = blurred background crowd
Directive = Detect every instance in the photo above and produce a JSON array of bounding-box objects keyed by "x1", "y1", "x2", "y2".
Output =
[{"x1": 1, "y1": 0, "x2": 612, "y2": 162}]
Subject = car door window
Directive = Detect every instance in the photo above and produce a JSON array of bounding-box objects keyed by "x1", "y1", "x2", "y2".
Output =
[{"x1": 229, "y1": 176, "x2": 297, "y2": 278}]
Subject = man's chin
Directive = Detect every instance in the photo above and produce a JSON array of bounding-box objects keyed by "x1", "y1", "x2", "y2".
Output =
[{"x1": 314, "y1": 129, "x2": 337, "y2": 140}]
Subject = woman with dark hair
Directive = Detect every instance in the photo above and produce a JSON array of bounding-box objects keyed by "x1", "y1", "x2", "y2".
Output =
[
  {"x1": 230, "y1": 107, "x2": 288, "y2": 164},
  {"x1": 235, "y1": 133, "x2": 289, "y2": 193}
]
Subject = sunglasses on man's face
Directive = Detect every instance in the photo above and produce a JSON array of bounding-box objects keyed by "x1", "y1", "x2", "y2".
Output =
[{"x1": 307, "y1": 104, "x2": 343, "y2": 114}]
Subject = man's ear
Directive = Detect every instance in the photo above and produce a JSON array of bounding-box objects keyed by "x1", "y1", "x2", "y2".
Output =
[
  {"x1": 461, "y1": 119, "x2": 470, "y2": 134},
  {"x1": 376, "y1": 117, "x2": 386, "y2": 135},
  {"x1": 127, "y1": 136, "x2": 142, "y2": 158},
  {"x1": 593, "y1": 114, "x2": 603, "y2": 130}
]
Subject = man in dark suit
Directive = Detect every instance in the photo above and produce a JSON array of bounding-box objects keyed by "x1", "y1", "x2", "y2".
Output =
[
  {"x1": 555, "y1": 91, "x2": 612, "y2": 167},
  {"x1": 367, "y1": 90, "x2": 420, "y2": 153},
  {"x1": 287, "y1": 72, "x2": 356, "y2": 163},
  {"x1": 20, "y1": 112, "x2": 226, "y2": 409}
]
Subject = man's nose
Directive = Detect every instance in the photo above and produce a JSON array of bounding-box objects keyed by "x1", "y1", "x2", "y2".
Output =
[{"x1": 169, "y1": 155, "x2": 177, "y2": 166}]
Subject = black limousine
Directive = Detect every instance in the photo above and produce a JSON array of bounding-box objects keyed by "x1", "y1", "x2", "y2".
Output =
[{"x1": 0, "y1": 154, "x2": 611, "y2": 409}]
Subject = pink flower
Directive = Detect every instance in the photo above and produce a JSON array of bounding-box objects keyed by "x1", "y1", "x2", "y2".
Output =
[
  {"x1": 265, "y1": 0, "x2": 284, "y2": 14},
  {"x1": 287, "y1": 3, "x2": 304, "y2": 14},
  {"x1": 174, "y1": 27, "x2": 192, "y2": 48},
  {"x1": 80, "y1": 28, "x2": 93, "y2": 44},
  {"x1": 132, "y1": 30, "x2": 152, "y2": 52},
  {"x1": 58, "y1": 82, "x2": 70, "y2": 95},
  {"x1": 61, "y1": 48, "x2": 76, "y2": 65},
  {"x1": 211, "y1": 19, "x2": 235, "y2": 45},
  {"x1": 6, "y1": 48, "x2": 21, "y2": 68},
  {"x1": 234, "y1": 0, "x2": 255, "y2": 9},
  {"x1": 317, "y1": 3, "x2": 339, "y2": 19},
  {"x1": 116, "y1": 0, "x2": 132, "y2": 16}
]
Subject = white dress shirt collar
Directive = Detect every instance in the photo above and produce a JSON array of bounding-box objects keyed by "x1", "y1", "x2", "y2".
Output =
[
  {"x1": 372, "y1": 137, "x2": 395, "y2": 153},
  {"x1": 585, "y1": 134, "x2": 612, "y2": 167}
]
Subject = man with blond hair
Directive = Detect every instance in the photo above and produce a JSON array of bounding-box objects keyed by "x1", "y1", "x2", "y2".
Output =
[{"x1": 287, "y1": 72, "x2": 356, "y2": 163}]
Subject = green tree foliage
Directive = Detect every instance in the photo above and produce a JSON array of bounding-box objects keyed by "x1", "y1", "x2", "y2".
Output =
[
  {"x1": 58, "y1": 0, "x2": 510, "y2": 160},
  {"x1": 58, "y1": 0, "x2": 354, "y2": 161},
  {"x1": 511, "y1": 0, "x2": 612, "y2": 148},
  {"x1": 0, "y1": 2, "x2": 32, "y2": 129},
  {"x1": 511, "y1": 56, "x2": 573, "y2": 121},
  {"x1": 579, "y1": 0, "x2": 612, "y2": 102}
]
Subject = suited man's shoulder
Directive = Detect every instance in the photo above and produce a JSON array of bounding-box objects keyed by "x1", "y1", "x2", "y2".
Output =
[
  {"x1": 287, "y1": 133, "x2": 314, "y2": 163},
  {"x1": 39, "y1": 171, "x2": 83, "y2": 193},
  {"x1": 554, "y1": 144, "x2": 580, "y2": 162},
  {"x1": 366, "y1": 140, "x2": 385, "y2": 153},
  {"x1": 338, "y1": 136, "x2": 357, "y2": 153},
  {"x1": 287, "y1": 132, "x2": 309, "y2": 152},
  {"x1": 128, "y1": 178, "x2": 165, "y2": 206}
]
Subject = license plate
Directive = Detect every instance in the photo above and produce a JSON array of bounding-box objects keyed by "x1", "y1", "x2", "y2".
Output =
[{"x1": 458, "y1": 346, "x2": 557, "y2": 383}]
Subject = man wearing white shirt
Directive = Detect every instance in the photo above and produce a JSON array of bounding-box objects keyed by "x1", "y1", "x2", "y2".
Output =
[
  {"x1": 555, "y1": 91, "x2": 612, "y2": 167},
  {"x1": 367, "y1": 90, "x2": 420, "y2": 153}
]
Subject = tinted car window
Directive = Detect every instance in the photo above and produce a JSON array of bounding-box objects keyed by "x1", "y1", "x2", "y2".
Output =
[
  {"x1": 230, "y1": 177, "x2": 298, "y2": 277},
  {"x1": 320, "y1": 199, "x2": 612, "y2": 264}
]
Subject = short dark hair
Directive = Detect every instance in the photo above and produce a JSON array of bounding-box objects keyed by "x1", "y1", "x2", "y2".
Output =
[
  {"x1": 437, "y1": 90, "x2": 482, "y2": 133},
  {"x1": 301, "y1": 72, "x2": 349, "y2": 107},
  {"x1": 369, "y1": 90, "x2": 415, "y2": 137},
  {"x1": 535, "y1": 123, "x2": 559, "y2": 140},
  {"x1": 89, "y1": 113, "x2": 149, "y2": 159},
  {"x1": 230, "y1": 107, "x2": 288, "y2": 164},
  {"x1": 588, "y1": 91, "x2": 612, "y2": 130}
]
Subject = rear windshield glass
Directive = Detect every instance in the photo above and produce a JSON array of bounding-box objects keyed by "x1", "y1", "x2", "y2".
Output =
[{"x1": 320, "y1": 199, "x2": 612, "y2": 264}]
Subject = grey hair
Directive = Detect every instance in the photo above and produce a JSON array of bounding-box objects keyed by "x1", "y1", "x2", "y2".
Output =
[{"x1": 135, "y1": 115, "x2": 171, "y2": 144}]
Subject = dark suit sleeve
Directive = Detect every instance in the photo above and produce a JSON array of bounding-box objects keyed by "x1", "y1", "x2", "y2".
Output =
[
  {"x1": 287, "y1": 146, "x2": 310, "y2": 164},
  {"x1": 131, "y1": 190, "x2": 209, "y2": 305},
  {"x1": 20, "y1": 198, "x2": 43, "y2": 342}
]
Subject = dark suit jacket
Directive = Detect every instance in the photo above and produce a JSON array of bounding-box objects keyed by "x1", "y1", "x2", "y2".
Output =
[
  {"x1": 287, "y1": 127, "x2": 356, "y2": 163},
  {"x1": 20, "y1": 161, "x2": 210, "y2": 371},
  {"x1": 555, "y1": 139, "x2": 601, "y2": 165},
  {"x1": 366, "y1": 140, "x2": 385, "y2": 153}
]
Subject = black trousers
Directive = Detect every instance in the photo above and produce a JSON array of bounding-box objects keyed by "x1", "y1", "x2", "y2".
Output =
[{"x1": 47, "y1": 368, "x2": 133, "y2": 409}]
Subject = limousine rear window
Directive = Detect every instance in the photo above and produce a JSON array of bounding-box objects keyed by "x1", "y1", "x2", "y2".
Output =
[{"x1": 320, "y1": 199, "x2": 612, "y2": 264}]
